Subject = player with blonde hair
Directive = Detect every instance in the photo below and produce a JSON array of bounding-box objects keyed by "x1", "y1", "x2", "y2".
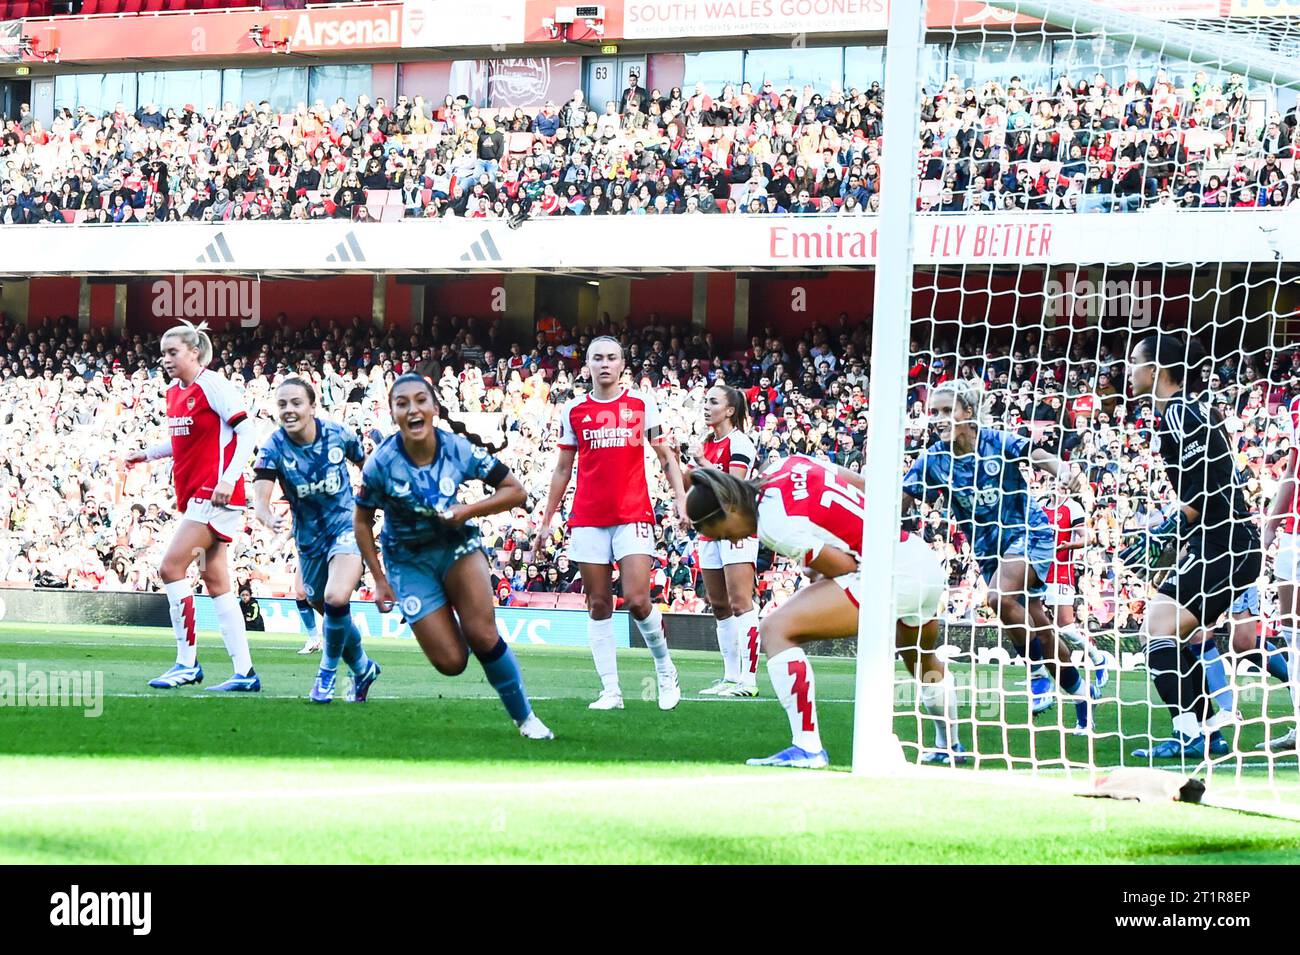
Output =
[
  {"x1": 536, "y1": 335, "x2": 689, "y2": 711},
  {"x1": 903, "y1": 377, "x2": 1095, "y2": 730},
  {"x1": 127, "y1": 321, "x2": 261, "y2": 691}
]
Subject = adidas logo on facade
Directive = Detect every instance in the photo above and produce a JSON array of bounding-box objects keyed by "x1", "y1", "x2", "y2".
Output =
[
  {"x1": 327, "y1": 232, "x2": 366, "y2": 263},
  {"x1": 195, "y1": 232, "x2": 235, "y2": 264},
  {"x1": 460, "y1": 229, "x2": 502, "y2": 262}
]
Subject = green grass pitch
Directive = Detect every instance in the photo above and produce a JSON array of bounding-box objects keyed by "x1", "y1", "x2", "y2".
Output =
[{"x1": 2, "y1": 622, "x2": 1299, "y2": 864}]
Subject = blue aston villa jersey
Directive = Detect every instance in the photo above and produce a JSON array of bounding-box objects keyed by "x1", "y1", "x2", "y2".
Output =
[
  {"x1": 902, "y1": 427, "x2": 1049, "y2": 560},
  {"x1": 357, "y1": 428, "x2": 503, "y2": 559},
  {"x1": 254, "y1": 419, "x2": 365, "y2": 558}
]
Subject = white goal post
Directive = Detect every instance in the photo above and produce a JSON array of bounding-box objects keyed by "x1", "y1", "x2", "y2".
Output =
[{"x1": 853, "y1": 0, "x2": 1300, "y2": 792}]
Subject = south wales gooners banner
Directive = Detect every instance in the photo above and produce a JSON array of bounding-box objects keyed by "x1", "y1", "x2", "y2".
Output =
[{"x1": 622, "y1": 0, "x2": 887, "y2": 39}]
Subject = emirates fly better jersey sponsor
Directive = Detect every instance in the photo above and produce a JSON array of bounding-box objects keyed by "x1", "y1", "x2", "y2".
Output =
[
  {"x1": 165, "y1": 369, "x2": 249, "y2": 508},
  {"x1": 756, "y1": 455, "x2": 866, "y2": 566},
  {"x1": 558, "y1": 387, "x2": 662, "y2": 527}
]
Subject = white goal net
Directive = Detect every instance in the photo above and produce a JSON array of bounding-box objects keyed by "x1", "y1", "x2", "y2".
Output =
[{"x1": 870, "y1": 0, "x2": 1300, "y2": 803}]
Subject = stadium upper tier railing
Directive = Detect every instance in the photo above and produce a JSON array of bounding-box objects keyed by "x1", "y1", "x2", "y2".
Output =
[{"x1": 0, "y1": 209, "x2": 1296, "y2": 275}]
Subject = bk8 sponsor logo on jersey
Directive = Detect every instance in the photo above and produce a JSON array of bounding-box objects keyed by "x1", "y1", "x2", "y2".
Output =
[
  {"x1": 293, "y1": 468, "x2": 345, "y2": 498},
  {"x1": 954, "y1": 487, "x2": 1002, "y2": 511}
]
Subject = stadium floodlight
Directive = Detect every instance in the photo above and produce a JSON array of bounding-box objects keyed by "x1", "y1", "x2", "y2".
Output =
[{"x1": 851, "y1": 0, "x2": 927, "y2": 776}]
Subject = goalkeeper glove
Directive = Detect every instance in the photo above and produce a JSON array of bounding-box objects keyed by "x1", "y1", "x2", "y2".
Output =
[{"x1": 1118, "y1": 510, "x2": 1188, "y2": 573}]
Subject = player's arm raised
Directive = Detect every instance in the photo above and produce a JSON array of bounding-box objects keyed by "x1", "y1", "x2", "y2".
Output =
[
  {"x1": 536, "y1": 445, "x2": 576, "y2": 552},
  {"x1": 353, "y1": 504, "x2": 395, "y2": 613},
  {"x1": 1028, "y1": 447, "x2": 1084, "y2": 494}
]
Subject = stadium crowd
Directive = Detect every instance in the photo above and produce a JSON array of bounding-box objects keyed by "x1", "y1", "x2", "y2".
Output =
[
  {"x1": 0, "y1": 306, "x2": 1295, "y2": 635},
  {"x1": 2, "y1": 64, "x2": 1298, "y2": 224}
]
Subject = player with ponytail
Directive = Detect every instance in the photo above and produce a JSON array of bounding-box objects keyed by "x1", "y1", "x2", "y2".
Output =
[
  {"x1": 686, "y1": 458, "x2": 964, "y2": 768},
  {"x1": 253, "y1": 376, "x2": 380, "y2": 703},
  {"x1": 127, "y1": 321, "x2": 262, "y2": 692},
  {"x1": 685, "y1": 383, "x2": 762, "y2": 697},
  {"x1": 353, "y1": 373, "x2": 554, "y2": 740},
  {"x1": 536, "y1": 335, "x2": 689, "y2": 712}
]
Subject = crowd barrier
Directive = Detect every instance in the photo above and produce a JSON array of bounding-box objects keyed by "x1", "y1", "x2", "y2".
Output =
[{"x1": 0, "y1": 587, "x2": 1139, "y2": 666}]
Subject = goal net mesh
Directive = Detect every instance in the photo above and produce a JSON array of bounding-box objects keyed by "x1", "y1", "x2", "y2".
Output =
[{"x1": 888, "y1": 0, "x2": 1300, "y2": 799}]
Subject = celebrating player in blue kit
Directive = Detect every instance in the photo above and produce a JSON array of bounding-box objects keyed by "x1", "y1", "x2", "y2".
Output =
[
  {"x1": 354, "y1": 373, "x2": 554, "y2": 741},
  {"x1": 253, "y1": 377, "x2": 380, "y2": 703},
  {"x1": 903, "y1": 377, "x2": 1097, "y2": 730}
]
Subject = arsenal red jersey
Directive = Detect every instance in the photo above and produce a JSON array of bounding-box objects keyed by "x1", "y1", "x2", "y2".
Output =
[
  {"x1": 558, "y1": 387, "x2": 662, "y2": 527},
  {"x1": 1283, "y1": 395, "x2": 1300, "y2": 534},
  {"x1": 166, "y1": 369, "x2": 249, "y2": 509},
  {"x1": 1042, "y1": 498, "x2": 1084, "y2": 586},
  {"x1": 756, "y1": 455, "x2": 866, "y2": 566},
  {"x1": 701, "y1": 428, "x2": 758, "y2": 478},
  {"x1": 697, "y1": 428, "x2": 759, "y2": 543}
]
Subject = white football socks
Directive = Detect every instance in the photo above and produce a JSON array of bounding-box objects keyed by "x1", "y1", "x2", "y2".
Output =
[
  {"x1": 767, "y1": 646, "x2": 822, "y2": 754},
  {"x1": 588, "y1": 615, "x2": 621, "y2": 695},
  {"x1": 715, "y1": 615, "x2": 740, "y2": 683},
  {"x1": 634, "y1": 607, "x2": 675, "y2": 677},
  {"x1": 920, "y1": 672, "x2": 959, "y2": 751},
  {"x1": 212, "y1": 591, "x2": 253, "y2": 676},
  {"x1": 735, "y1": 608, "x2": 761, "y2": 688},
  {"x1": 1280, "y1": 628, "x2": 1300, "y2": 711},
  {"x1": 164, "y1": 579, "x2": 197, "y2": 667}
]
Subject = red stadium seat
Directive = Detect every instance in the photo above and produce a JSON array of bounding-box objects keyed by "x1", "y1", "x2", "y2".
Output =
[
  {"x1": 554, "y1": 594, "x2": 588, "y2": 610},
  {"x1": 79, "y1": 0, "x2": 102, "y2": 12},
  {"x1": 143, "y1": 0, "x2": 165, "y2": 10},
  {"x1": 120, "y1": 0, "x2": 143, "y2": 13},
  {"x1": 8, "y1": 1, "x2": 29, "y2": 18}
]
